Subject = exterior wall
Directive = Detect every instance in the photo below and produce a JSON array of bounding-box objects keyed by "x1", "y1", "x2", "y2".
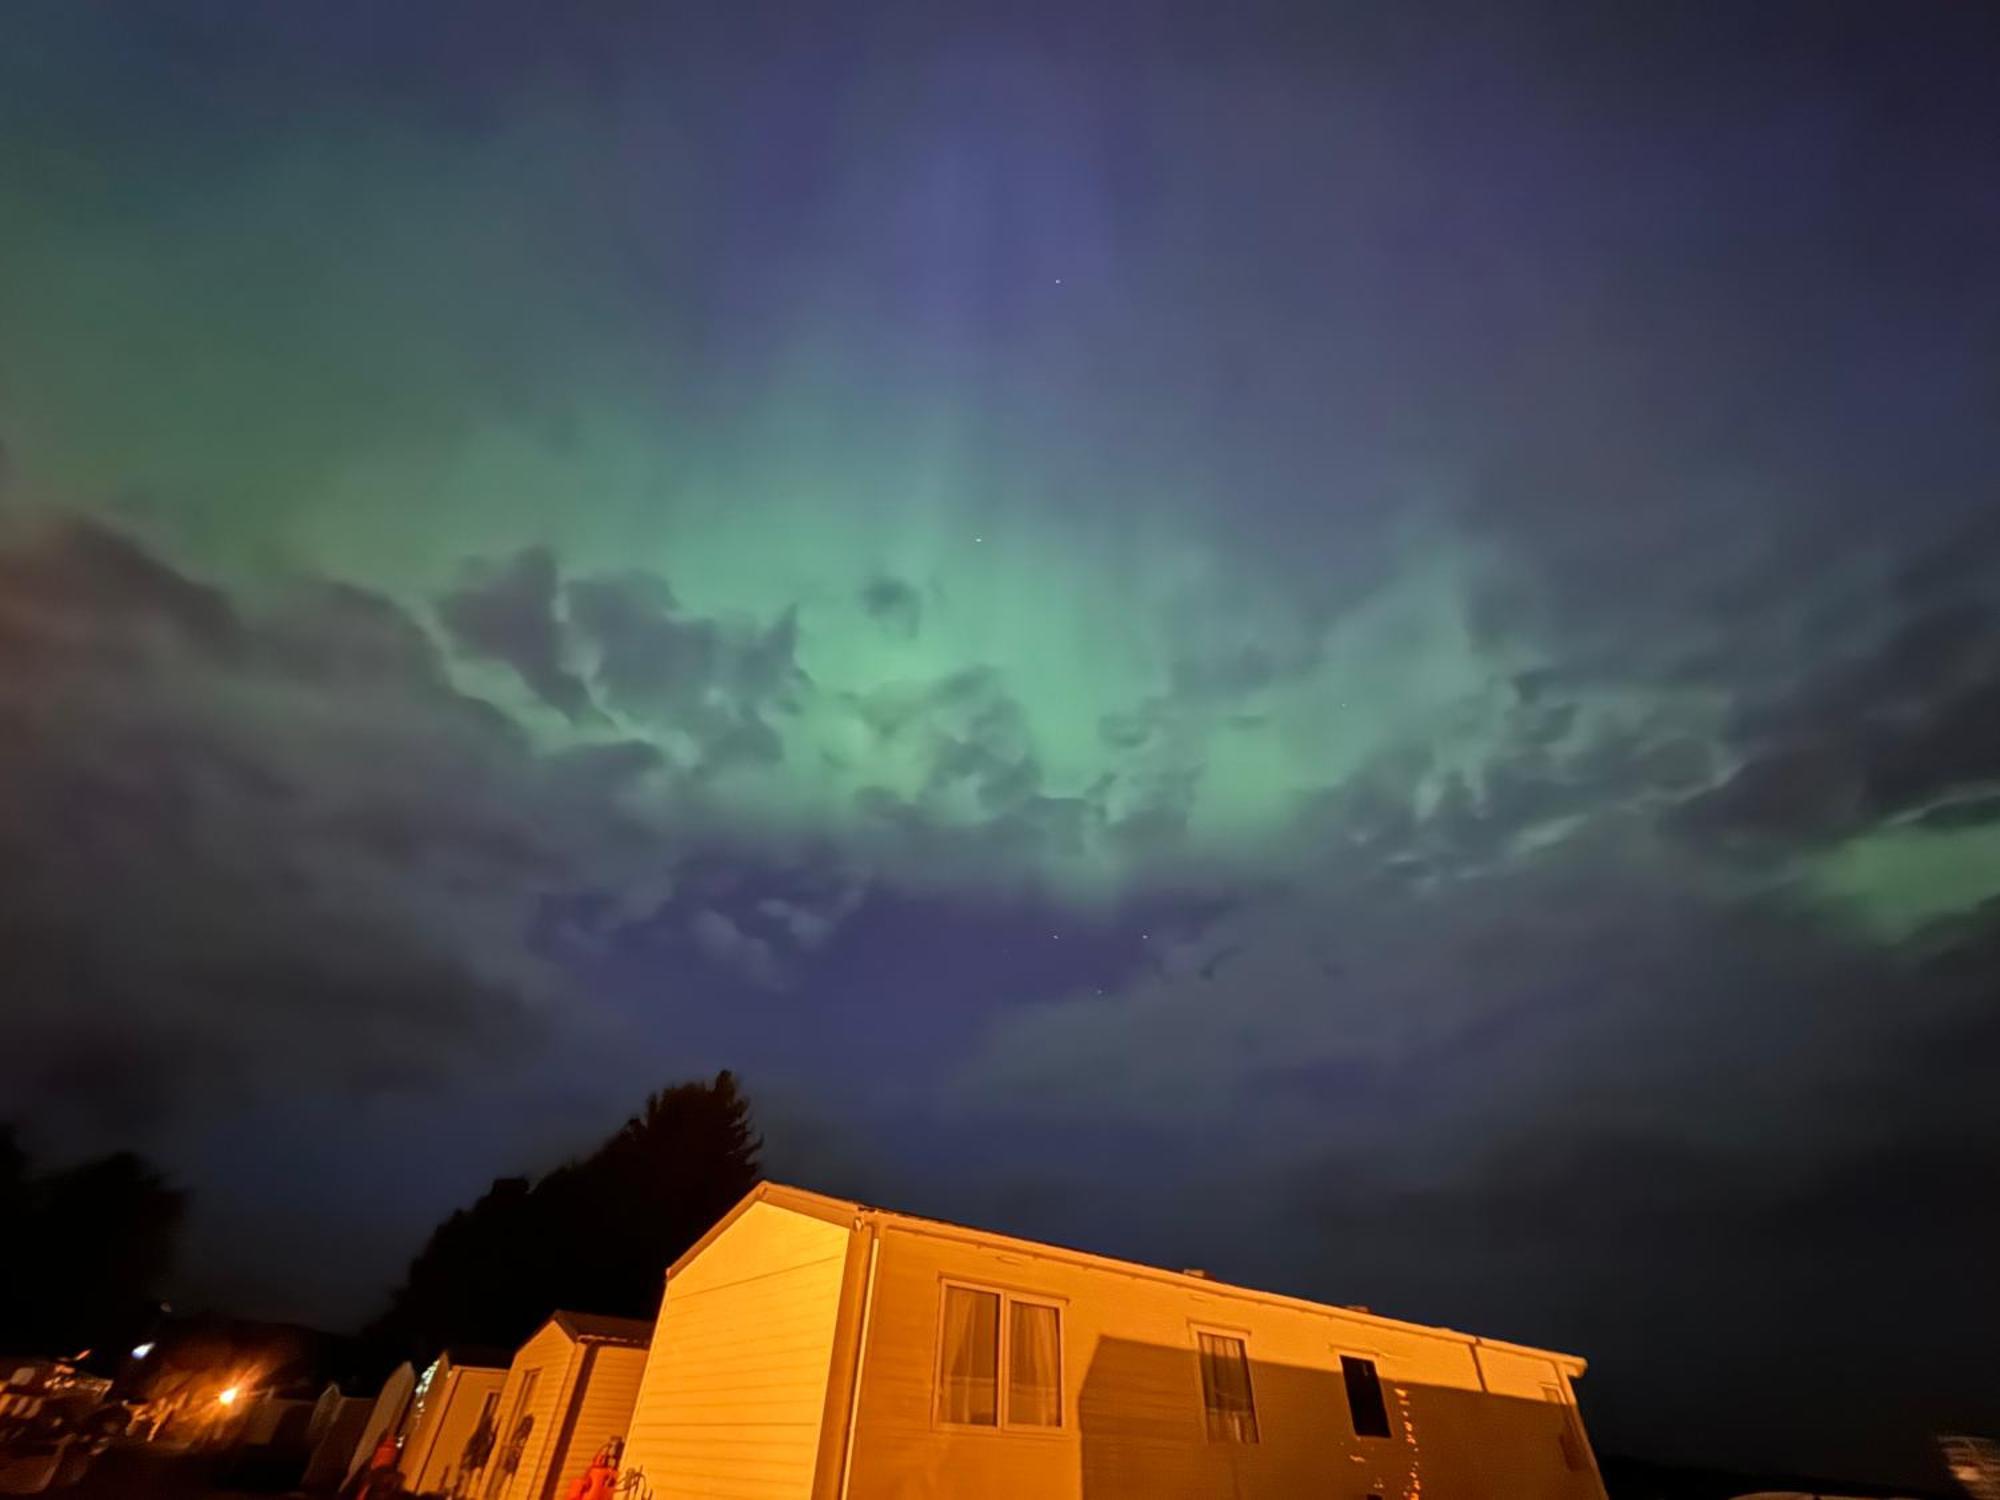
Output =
[
  {"x1": 535, "y1": 1344, "x2": 648, "y2": 1500},
  {"x1": 407, "y1": 1366, "x2": 506, "y2": 1496},
  {"x1": 485, "y1": 1324, "x2": 578, "y2": 1500},
  {"x1": 844, "y1": 1222, "x2": 1608, "y2": 1500},
  {"x1": 301, "y1": 1396, "x2": 372, "y2": 1491},
  {"x1": 399, "y1": 1362, "x2": 451, "y2": 1484},
  {"x1": 622, "y1": 1201, "x2": 853, "y2": 1500},
  {"x1": 348, "y1": 1363, "x2": 416, "y2": 1484}
]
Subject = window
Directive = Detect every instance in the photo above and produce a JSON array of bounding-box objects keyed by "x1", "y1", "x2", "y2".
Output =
[
  {"x1": 1008, "y1": 1301, "x2": 1062, "y2": 1426},
  {"x1": 1342, "y1": 1356, "x2": 1391, "y2": 1438},
  {"x1": 936, "y1": 1284, "x2": 1063, "y2": 1429},
  {"x1": 1196, "y1": 1331, "x2": 1259, "y2": 1443},
  {"x1": 939, "y1": 1287, "x2": 999, "y2": 1425}
]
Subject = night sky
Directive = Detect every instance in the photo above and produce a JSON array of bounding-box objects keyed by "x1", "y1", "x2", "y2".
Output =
[{"x1": 3, "y1": 1, "x2": 1998, "y2": 1483}]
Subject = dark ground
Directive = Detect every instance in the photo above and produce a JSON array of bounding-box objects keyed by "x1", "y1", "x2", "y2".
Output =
[
  {"x1": 54, "y1": 1444, "x2": 291, "y2": 1500},
  {"x1": 1598, "y1": 1452, "x2": 1954, "y2": 1498},
  {"x1": 27, "y1": 1441, "x2": 1966, "y2": 1498}
]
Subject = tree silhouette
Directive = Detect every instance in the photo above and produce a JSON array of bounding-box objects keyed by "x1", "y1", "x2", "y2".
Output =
[
  {"x1": 367, "y1": 1072, "x2": 761, "y2": 1360},
  {"x1": 0, "y1": 1124, "x2": 185, "y2": 1357}
]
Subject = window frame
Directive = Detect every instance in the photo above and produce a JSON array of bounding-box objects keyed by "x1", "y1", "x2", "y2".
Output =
[
  {"x1": 932, "y1": 1278, "x2": 1068, "y2": 1435},
  {"x1": 1335, "y1": 1349, "x2": 1394, "y2": 1441},
  {"x1": 1189, "y1": 1321, "x2": 1260, "y2": 1445}
]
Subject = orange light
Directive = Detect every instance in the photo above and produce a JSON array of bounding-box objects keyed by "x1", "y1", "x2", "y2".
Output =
[{"x1": 217, "y1": 1386, "x2": 241, "y2": 1407}]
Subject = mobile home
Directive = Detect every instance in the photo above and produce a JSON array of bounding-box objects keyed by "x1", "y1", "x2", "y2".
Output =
[
  {"x1": 344, "y1": 1362, "x2": 415, "y2": 1485},
  {"x1": 477, "y1": 1311, "x2": 652, "y2": 1500},
  {"x1": 300, "y1": 1387, "x2": 371, "y2": 1492},
  {"x1": 400, "y1": 1348, "x2": 508, "y2": 1497},
  {"x1": 620, "y1": 1182, "x2": 1608, "y2": 1500}
]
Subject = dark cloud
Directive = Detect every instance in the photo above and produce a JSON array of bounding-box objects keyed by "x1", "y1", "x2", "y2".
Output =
[
  {"x1": 1102, "y1": 763, "x2": 1201, "y2": 858},
  {"x1": 566, "y1": 569, "x2": 802, "y2": 771},
  {"x1": 0, "y1": 515, "x2": 239, "y2": 660},
  {"x1": 859, "y1": 574, "x2": 921, "y2": 638},
  {"x1": 1163, "y1": 593, "x2": 1322, "y2": 700},
  {"x1": 530, "y1": 844, "x2": 872, "y2": 1008},
  {"x1": 850, "y1": 667, "x2": 1036, "y2": 807},
  {"x1": 0, "y1": 518, "x2": 642, "y2": 1143},
  {"x1": 266, "y1": 579, "x2": 447, "y2": 689},
  {"x1": 1673, "y1": 744, "x2": 1868, "y2": 847},
  {"x1": 1907, "y1": 790, "x2": 2000, "y2": 833},
  {"x1": 1097, "y1": 708, "x2": 1154, "y2": 750},
  {"x1": 437, "y1": 544, "x2": 600, "y2": 722},
  {"x1": 687, "y1": 907, "x2": 785, "y2": 990},
  {"x1": 1674, "y1": 582, "x2": 2000, "y2": 850}
]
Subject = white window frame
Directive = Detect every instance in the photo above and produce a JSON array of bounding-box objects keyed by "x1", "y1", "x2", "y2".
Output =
[
  {"x1": 1190, "y1": 1321, "x2": 1260, "y2": 1445},
  {"x1": 933, "y1": 1279, "x2": 1067, "y2": 1434}
]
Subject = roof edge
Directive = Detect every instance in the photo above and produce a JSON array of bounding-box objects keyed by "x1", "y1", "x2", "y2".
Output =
[
  {"x1": 858, "y1": 1197, "x2": 1591, "y2": 1376},
  {"x1": 550, "y1": 1310, "x2": 655, "y2": 1346},
  {"x1": 663, "y1": 1181, "x2": 862, "y2": 1283},
  {"x1": 671, "y1": 1182, "x2": 1589, "y2": 1376}
]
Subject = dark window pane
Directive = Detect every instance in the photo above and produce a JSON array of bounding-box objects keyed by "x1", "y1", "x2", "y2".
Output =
[{"x1": 1342, "y1": 1355, "x2": 1392, "y2": 1439}]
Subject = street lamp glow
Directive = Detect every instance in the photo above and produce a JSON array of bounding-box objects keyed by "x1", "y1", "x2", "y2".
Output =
[
  {"x1": 130, "y1": 1343, "x2": 155, "y2": 1359},
  {"x1": 217, "y1": 1385, "x2": 240, "y2": 1407}
]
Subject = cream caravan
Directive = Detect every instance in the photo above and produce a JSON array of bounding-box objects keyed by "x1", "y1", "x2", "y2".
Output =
[{"x1": 620, "y1": 1182, "x2": 1608, "y2": 1500}]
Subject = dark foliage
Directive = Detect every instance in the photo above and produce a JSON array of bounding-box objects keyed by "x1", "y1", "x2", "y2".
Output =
[
  {"x1": 366, "y1": 1072, "x2": 760, "y2": 1361},
  {"x1": 0, "y1": 1124, "x2": 185, "y2": 1358}
]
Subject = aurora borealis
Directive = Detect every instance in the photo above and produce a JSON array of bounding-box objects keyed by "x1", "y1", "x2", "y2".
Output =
[{"x1": 3, "y1": 1, "x2": 1998, "y2": 1481}]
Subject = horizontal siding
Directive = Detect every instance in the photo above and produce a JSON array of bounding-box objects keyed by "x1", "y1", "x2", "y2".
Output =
[
  {"x1": 409, "y1": 1367, "x2": 506, "y2": 1496},
  {"x1": 488, "y1": 1324, "x2": 577, "y2": 1500},
  {"x1": 623, "y1": 1202, "x2": 850, "y2": 1500},
  {"x1": 347, "y1": 1364, "x2": 414, "y2": 1485},
  {"x1": 398, "y1": 1366, "x2": 451, "y2": 1487},
  {"x1": 539, "y1": 1345, "x2": 648, "y2": 1500},
  {"x1": 846, "y1": 1225, "x2": 1607, "y2": 1500}
]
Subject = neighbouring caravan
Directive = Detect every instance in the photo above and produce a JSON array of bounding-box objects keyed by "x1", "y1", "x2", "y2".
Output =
[
  {"x1": 400, "y1": 1349, "x2": 508, "y2": 1498},
  {"x1": 620, "y1": 1183, "x2": 1610, "y2": 1500},
  {"x1": 344, "y1": 1362, "x2": 415, "y2": 1486},
  {"x1": 299, "y1": 1389, "x2": 371, "y2": 1492},
  {"x1": 475, "y1": 1311, "x2": 652, "y2": 1500}
]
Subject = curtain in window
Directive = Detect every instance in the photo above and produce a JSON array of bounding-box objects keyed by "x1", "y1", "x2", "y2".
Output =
[
  {"x1": 1007, "y1": 1302, "x2": 1062, "y2": 1426},
  {"x1": 939, "y1": 1287, "x2": 999, "y2": 1424},
  {"x1": 1197, "y1": 1333, "x2": 1259, "y2": 1443}
]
